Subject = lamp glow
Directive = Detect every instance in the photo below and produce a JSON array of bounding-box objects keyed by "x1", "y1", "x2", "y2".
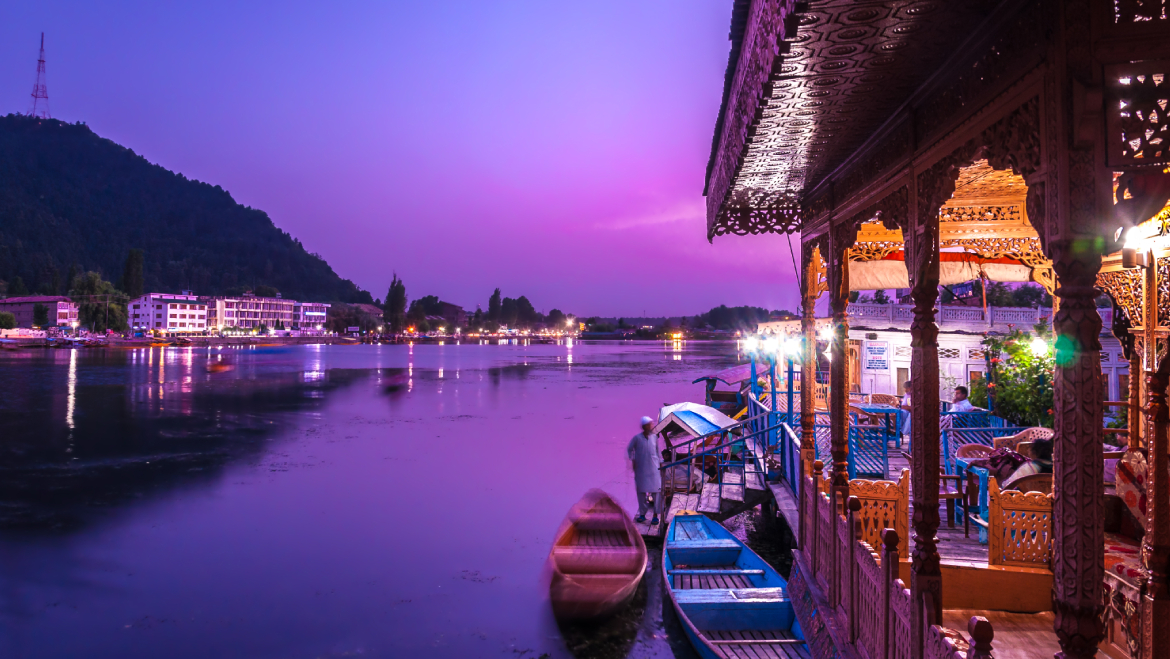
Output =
[
  {"x1": 1029, "y1": 336, "x2": 1048, "y2": 356},
  {"x1": 784, "y1": 337, "x2": 801, "y2": 356},
  {"x1": 763, "y1": 337, "x2": 780, "y2": 355},
  {"x1": 818, "y1": 326, "x2": 834, "y2": 342},
  {"x1": 744, "y1": 336, "x2": 759, "y2": 352}
]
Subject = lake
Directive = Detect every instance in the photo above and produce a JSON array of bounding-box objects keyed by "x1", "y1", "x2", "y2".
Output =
[{"x1": 0, "y1": 340, "x2": 772, "y2": 658}]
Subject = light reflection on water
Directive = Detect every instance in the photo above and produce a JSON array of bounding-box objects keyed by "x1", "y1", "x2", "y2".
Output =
[{"x1": 0, "y1": 342, "x2": 743, "y2": 659}]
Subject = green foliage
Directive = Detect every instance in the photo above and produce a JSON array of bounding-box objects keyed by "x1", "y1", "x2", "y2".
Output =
[
  {"x1": 384, "y1": 274, "x2": 407, "y2": 332},
  {"x1": 500, "y1": 297, "x2": 518, "y2": 326},
  {"x1": 0, "y1": 311, "x2": 13, "y2": 329},
  {"x1": 71, "y1": 271, "x2": 128, "y2": 332},
  {"x1": 32, "y1": 303, "x2": 48, "y2": 327},
  {"x1": 546, "y1": 308, "x2": 566, "y2": 328},
  {"x1": 872, "y1": 289, "x2": 891, "y2": 304},
  {"x1": 122, "y1": 248, "x2": 144, "y2": 298},
  {"x1": 699, "y1": 305, "x2": 773, "y2": 331},
  {"x1": 253, "y1": 284, "x2": 279, "y2": 298},
  {"x1": 407, "y1": 295, "x2": 443, "y2": 322},
  {"x1": 487, "y1": 288, "x2": 502, "y2": 322},
  {"x1": 982, "y1": 326, "x2": 1055, "y2": 428},
  {"x1": 9, "y1": 276, "x2": 28, "y2": 296},
  {"x1": 0, "y1": 116, "x2": 371, "y2": 304},
  {"x1": 984, "y1": 282, "x2": 1051, "y2": 308}
]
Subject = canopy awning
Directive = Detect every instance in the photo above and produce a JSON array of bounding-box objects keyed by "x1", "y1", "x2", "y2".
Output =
[
  {"x1": 849, "y1": 251, "x2": 1032, "y2": 291},
  {"x1": 654, "y1": 402, "x2": 737, "y2": 439}
]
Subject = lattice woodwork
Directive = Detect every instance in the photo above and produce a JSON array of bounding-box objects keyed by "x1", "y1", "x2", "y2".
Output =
[
  {"x1": 1098, "y1": 268, "x2": 1144, "y2": 329},
  {"x1": 949, "y1": 237, "x2": 1050, "y2": 268},
  {"x1": 987, "y1": 477, "x2": 1054, "y2": 569},
  {"x1": 712, "y1": 188, "x2": 803, "y2": 237},
  {"x1": 849, "y1": 470, "x2": 910, "y2": 561},
  {"x1": 849, "y1": 241, "x2": 901, "y2": 262},
  {"x1": 891, "y1": 578, "x2": 914, "y2": 659},
  {"x1": 1105, "y1": 61, "x2": 1170, "y2": 168},
  {"x1": 940, "y1": 205, "x2": 1021, "y2": 223}
]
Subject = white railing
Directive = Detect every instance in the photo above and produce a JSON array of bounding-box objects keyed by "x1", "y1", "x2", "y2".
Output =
[{"x1": 801, "y1": 461, "x2": 997, "y2": 659}]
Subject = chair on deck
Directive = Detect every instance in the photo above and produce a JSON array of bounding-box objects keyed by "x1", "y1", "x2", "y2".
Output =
[
  {"x1": 900, "y1": 450, "x2": 966, "y2": 530},
  {"x1": 1004, "y1": 473, "x2": 1052, "y2": 495},
  {"x1": 849, "y1": 469, "x2": 910, "y2": 561},
  {"x1": 955, "y1": 444, "x2": 992, "y2": 460},
  {"x1": 980, "y1": 477, "x2": 1054, "y2": 570},
  {"x1": 869, "y1": 393, "x2": 900, "y2": 407},
  {"x1": 993, "y1": 427, "x2": 1053, "y2": 452}
]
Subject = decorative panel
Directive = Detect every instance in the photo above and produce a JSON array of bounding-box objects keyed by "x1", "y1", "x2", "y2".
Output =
[
  {"x1": 1113, "y1": 0, "x2": 1169, "y2": 24},
  {"x1": 1105, "y1": 61, "x2": 1170, "y2": 167},
  {"x1": 1097, "y1": 269, "x2": 1144, "y2": 328},
  {"x1": 939, "y1": 347, "x2": 961, "y2": 359}
]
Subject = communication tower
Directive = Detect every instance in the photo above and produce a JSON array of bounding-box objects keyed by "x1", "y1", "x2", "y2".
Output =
[{"x1": 29, "y1": 33, "x2": 50, "y2": 119}]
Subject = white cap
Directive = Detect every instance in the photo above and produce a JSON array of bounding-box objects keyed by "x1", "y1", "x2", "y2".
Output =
[{"x1": 640, "y1": 416, "x2": 653, "y2": 426}]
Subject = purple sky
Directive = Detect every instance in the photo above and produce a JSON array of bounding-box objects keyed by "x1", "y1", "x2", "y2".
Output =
[{"x1": 0, "y1": 1, "x2": 801, "y2": 316}]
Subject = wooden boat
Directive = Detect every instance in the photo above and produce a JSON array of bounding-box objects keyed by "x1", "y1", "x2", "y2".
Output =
[
  {"x1": 664, "y1": 512, "x2": 807, "y2": 658},
  {"x1": 548, "y1": 489, "x2": 647, "y2": 620}
]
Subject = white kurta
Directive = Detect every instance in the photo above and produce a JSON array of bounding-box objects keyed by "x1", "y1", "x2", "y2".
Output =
[{"x1": 627, "y1": 432, "x2": 662, "y2": 492}]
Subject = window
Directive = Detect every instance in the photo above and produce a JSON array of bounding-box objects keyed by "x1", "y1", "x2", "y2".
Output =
[
  {"x1": 896, "y1": 367, "x2": 909, "y2": 395},
  {"x1": 969, "y1": 369, "x2": 984, "y2": 382},
  {"x1": 939, "y1": 347, "x2": 961, "y2": 360},
  {"x1": 169, "y1": 322, "x2": 176, "y2": 327},
  {"x1": 170, "y1": 314, "x2": 176, "y2": 319},
  {"x1": 1119, "y1": 374, "x2": 1130, "y2": 403},
  {"x1": 894, "y1": 345, "x2": 911, "y2": 359}
]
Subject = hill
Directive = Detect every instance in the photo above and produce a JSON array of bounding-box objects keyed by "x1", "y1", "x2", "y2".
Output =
[{"x1": 0, "y1": 114, "x2": 372, "y2": 303}]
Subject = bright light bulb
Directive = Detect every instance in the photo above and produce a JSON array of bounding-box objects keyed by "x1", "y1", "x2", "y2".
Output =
[
  {"x1": 784, "y1": 338, "x2": 800, "y2": 356},
  {"x1": 819, "y1": 326, "x2": 834, "y2": 342},
  {"x1": 1125, "y1": 226, "x2": 1142, "y2": 248},
  {"x1": 744, "y1": 337, "x2": 759, "y2": 352},
  {"x1": 763, "y1": 337, "x2": 780, "y2": 354},
  {"x1": 1029, "y1": 337, "x2": 1048, "y2": 356}
]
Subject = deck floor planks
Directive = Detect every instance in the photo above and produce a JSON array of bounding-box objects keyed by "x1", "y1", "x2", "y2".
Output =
[
  {"x1": 699, "y1": 481, "x2": 724, "y2": 513},
  {"x1": 941, "y1": 609, "x2": 1059, "y2": 659},
  {"x1": 722, "y1": 468, "x2": 746, "y2": 502}
]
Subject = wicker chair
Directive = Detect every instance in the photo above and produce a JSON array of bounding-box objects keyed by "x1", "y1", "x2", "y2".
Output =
[
  {"x1": 955, "y1": 443, "x2": 993, "y2": 460},
  {"x1": 869, "y1": 393, "x2": 900, "y2": 407},
  {"x1": 1005, "y1": 473, "x2": 1053, "y2": 494},
  {"x1": 993, "y1": 427, "x2": 1053, "y2": 452}
]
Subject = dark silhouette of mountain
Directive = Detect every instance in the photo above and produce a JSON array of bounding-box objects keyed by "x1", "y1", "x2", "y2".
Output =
[{"x1": 0, "y1": 114, "x2": 372, "y2": 303}]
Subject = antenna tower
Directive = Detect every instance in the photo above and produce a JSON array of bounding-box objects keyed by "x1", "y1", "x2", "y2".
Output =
[{"x1": 29, "y1": 33, "x2": 50, "y2": 119}]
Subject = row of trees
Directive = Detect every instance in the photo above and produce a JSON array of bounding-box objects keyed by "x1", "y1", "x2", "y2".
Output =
[
  {"x1": 377, "y1": 278, "x2": 572, "y2": 334},
  {"x1": 853, "y1": 282, "x2": 1056, "y2": 308}
]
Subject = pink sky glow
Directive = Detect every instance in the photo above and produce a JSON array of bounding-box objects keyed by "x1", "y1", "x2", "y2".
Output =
[{"x1": 0, "y1": 1, "x2": 802, "y2": 316}]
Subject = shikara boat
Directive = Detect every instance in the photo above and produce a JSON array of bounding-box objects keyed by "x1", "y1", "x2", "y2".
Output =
[
  {"x1": 548, "y1": 489, "x2": 647, "y2": 620},
  {"x1": 664, "y1": 512, "x2": 807, "y2": 659}
]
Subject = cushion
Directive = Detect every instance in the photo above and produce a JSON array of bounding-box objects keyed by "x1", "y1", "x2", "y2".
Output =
[
  {"x1": 1104, "y1": 532, "x2": 1145, "y2": 588},
  {"x1": 1116, "y1": 451, "x2": 1148, "y2": 529}
]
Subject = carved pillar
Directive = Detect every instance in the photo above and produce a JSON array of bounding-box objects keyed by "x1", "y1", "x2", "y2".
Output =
[
  {"x1": 908, "y1": 174, "x2": 942, "y2": 658},
  {"x1": 1049, "y1": 240, "x2": 1105, "y2": 659},
  {"x1": 801, "y1": 243, "x2": 820, "y2": 475},
  {"x1": 1144, "y1": 367, "x2": 1170, "y2": 657},
  {"x1": 828, "y1": 236, "x2": 850, "y2": 495}
]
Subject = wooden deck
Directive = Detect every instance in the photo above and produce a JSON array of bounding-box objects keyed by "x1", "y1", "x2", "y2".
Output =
[
  {"x1": 940, "y1": 610, "x2": 1059, "y2": 659},
  {"x1": 701, "y1": 629, "x2": 811, "y2": 659}
]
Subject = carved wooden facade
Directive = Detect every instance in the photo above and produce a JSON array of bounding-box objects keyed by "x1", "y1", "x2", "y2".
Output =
[{"x1": 704, "y1": 1, "x2": 1170, "y2": 658}]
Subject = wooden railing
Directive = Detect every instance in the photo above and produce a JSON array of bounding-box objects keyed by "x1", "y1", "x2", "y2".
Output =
[{"x1": 802, "y1": 461, "x2": 997, "y2": 659}]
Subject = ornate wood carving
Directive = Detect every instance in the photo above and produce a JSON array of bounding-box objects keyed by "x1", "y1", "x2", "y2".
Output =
[
  {"x1": 801, "y1": 241, "x2": 824, "y2": 482},
  {"x1": 711, "y1": 189, "x2": 802, "y2": 239},
  {"x1": 1098, "y1": 269, "x2": 1145, "y2": 331},
  {"x1": 848, "y1": 241, "x2": 902, "y2": 262},
  {"x1": 1049, "y1": 239, "x2": 1106, "y2": 659},
  {"x1": 828, "y1": 222, "x2": 854, "y2": 494},
  {"x1": 986, "y1": 478, "x2": 1055, "y2": 568},
  {"x1": 907, "y1": 183, "x2": 942, "y2": 658}
]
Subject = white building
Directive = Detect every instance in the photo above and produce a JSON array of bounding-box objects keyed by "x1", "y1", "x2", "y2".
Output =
[
  {"x1": 201, "y1": 293, "x2": 297, "y2": 331},
  {"x1": 128, "y1": 292, "x2": 207, "y2": 333},
  {"x1": 293, "y1": 302, "x2": 329, "y2": 331},
  {"x1": 758, "y1": 303, "x2": 1131, "y2": 403}
]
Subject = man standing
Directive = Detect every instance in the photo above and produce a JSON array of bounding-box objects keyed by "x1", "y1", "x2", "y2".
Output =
[{"x1": 627, "y1": 416, "x2": 662, "y2": 525}]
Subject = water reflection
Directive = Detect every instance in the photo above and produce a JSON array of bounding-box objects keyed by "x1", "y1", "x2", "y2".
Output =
[{"x1": 0, "y1": 342, "x2": 749, "y2": 659}]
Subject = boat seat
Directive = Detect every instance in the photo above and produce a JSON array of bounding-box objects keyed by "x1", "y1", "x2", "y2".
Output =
[
  {"x1": 674, "y1": 588, "x2": 794, "y2": 631},
  {"x1": 667, "y1": 539, "x2": 742, "y2": 566},
  {"x1": 573, "y1": 513, "x2": 628, "y2": 531}
]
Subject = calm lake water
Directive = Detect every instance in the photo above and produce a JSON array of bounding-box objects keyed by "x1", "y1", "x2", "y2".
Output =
[{"x1": 0, "y1": 340, "x2": 759, "y2": 658}]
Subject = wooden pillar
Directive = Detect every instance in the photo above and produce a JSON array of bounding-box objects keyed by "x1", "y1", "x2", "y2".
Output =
[
  {"x1": 1049, "y1": 240, "x2": 1105, "y2": 659},
  {"x1": 908, "y1": 181, "x2": 942, "y2": 657},
  {"x1": 1130, "y1": 352, "x2": 1142, "y2": 450},
  {"x1": 801, "y1": 244, "x2": 820, "y2": 475},
  {"x1": 828, "y1": 238, "x2": 850, "y2": 495},
  {"x1": 1142, "y1": 366, "x2": 1170, "y2": 657}
]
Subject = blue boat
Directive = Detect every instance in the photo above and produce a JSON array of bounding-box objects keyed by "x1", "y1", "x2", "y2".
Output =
[{"x1": 663, "y1": 513, "x2": 807, "y2": 659}]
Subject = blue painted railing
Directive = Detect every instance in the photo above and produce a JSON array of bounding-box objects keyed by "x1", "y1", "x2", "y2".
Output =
[
  {"x1": 779, "y1": 422, "x2": 801, "y2": 501},
  {"x1": 940, "y1": 425, "x2": 1026, "y2": 473},
  {"x1": 659, "y1": 412, "x2": 784, "y2": 508}
]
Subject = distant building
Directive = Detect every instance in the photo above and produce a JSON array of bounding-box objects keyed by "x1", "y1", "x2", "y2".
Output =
[
  {"x1": 202, "y1": 292, "x2": 296, "y2": 331},
  {"x1": 293, "y1": 302, "x2": 330, "y2": 331},
  {"x1": 128, "y1": 292, "x2": 207, "y2": 333},
  {"x1": 437, "y1": 302, "x2": 467, "y2": 327},
  {"x1": 0, "y1": 295, "x2": 79, "y2": 328}
]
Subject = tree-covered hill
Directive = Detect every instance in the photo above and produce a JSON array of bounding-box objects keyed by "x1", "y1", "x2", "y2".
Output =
[{"x1": 0, "y1": 114, "x2": 371, "y2": 303}]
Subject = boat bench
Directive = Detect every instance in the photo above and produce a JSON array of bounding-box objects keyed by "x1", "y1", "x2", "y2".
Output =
[
  {"x1": 667, "y1": 538, "x2": 742, "y2": 566},
  {"x1": 674, "y1": 587, "x2": 794, "y2": 631}
]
